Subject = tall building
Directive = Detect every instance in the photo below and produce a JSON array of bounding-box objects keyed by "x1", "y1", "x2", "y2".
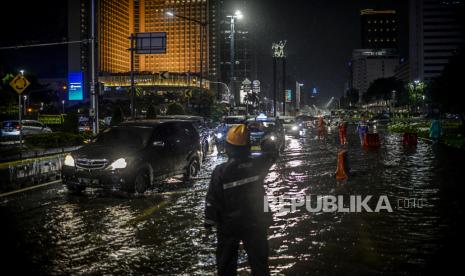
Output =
[
  {"x1": 409, "y1": 0, "x2": 465, "y2": 82},
  {"x1": 351, "y1": 49, "x2": 399, "y2": 102},
  {"x1": 69, "y1": 0, "x2": 218, "y2": 95},
  {"x1": 68, "y1": 0, "x2": 92, "y2": 99},
  {"x1": 98, "y1": 0, "x2": 133, "y2": 73},
  {"x1": 361, "y1": 9, "x2": 399, "y2": 49}
]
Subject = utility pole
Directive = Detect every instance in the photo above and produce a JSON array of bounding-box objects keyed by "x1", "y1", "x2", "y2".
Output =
[
  {"x1": 272, "y1": 40, "x2": 286, "y2": 117},
  {"x1": 90, "y1": 0, "x2": 99, "y2": 134},
  {"x1": 230, "y1": 16, "x2": 236, "y2": 107},
  {"x1": 273, "y1": 58, "x2": 277, "y2": 117},
  {"x1": 130, "y1": 34, "x2": 135, "y2": 119},
  {"x1": 282, "y1": 58, "x2": 286, "y2": 116}
]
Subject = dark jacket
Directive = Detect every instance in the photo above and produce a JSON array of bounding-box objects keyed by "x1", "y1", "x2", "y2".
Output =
[{"x1": 205, "y1": 155, "x2": 275, "y2": 235}]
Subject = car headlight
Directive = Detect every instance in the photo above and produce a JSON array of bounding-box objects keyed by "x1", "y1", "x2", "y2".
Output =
[
  {"x1": 108, "y1": 158, "x2": 127, "y2": 170},
  {"x1": 64, "y1": 154, "x2": 75, "y2": 167},
  {"x1": 215, "y1": 132, "x2": 223, "y2": 139},
  {"x1": 292, "y1": 125, "x2": 298, "y2": 131},
  {"x1": 270, "y1": 135, "x2": 276, "y2": 141}
]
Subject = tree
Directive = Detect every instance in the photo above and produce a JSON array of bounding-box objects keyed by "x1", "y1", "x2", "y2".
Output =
[
  {"x1": 146, "y1": 104, "x2": 157, "y2": 119},
  {"x1": 61, "y1": 111, "x2": 79, "y2": 133},
  {"x1": 166, "y1": 102, "x2": 185, "y2": 115},
  {"x1": 430, "y1": 49, "x2": 465, "y2": 134},
  {"x1": 111, "y1": 107, "x2": 124, "y2": 126},
  {"x1": 363, "y1": 77, "x2": 406, "y2": 106}
]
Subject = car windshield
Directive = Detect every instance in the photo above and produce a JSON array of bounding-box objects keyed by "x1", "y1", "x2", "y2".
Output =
[
  {"x1": 2, "y1": 121, "x2": 19, "y2": 128},
  {"x1": 93, "y1": 126, "x2": 153, "y2": 148},
  {"x1": 224, "y1": 117, "x2": 244, "y2": 124},
  {"x1": 283, "y1": 119, "x2": 296, "y2": 124}
]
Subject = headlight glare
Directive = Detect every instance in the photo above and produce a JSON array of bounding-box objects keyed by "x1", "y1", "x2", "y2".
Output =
[
  {"x1": 215, "y1": 132, "x2": 223, "y2": 139},
  {"x1": 292, "y1": 125, "x2": 298, "y2": 131},
  {"x1": 108, "y1": 158, "x2": 127, "y2": 170},
  {"x1": 64, "y1": 155, "x2": 75, "y2": 167}
]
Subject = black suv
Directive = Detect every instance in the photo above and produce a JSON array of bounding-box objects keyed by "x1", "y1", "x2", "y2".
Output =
[
  {"x1": 158, "y1": 115, "x2": 214, "y2": 160},
  {"x1": 62, "y1": 120, "x2": 202, "y2": 193}
]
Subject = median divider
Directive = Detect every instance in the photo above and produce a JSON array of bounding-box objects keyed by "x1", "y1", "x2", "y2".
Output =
[{"x1": 0, "y1": 146, "x2": 81, "y2": 193}]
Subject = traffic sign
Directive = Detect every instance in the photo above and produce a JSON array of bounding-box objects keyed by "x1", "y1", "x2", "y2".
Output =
[
  {"x1": 185, "y1": 90, "x2": 193, "y2": 98},
  {"x1": 9, "y1": 74, "x2": 30, "y2": 94},
  {"x1": 160, "y1": 71, "x2": 169, "y2": 79}
]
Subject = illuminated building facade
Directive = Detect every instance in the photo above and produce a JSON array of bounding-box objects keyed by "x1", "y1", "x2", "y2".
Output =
[
  {"x1": 98, "y1": 0, "x2": 134, "y2": 73},
  {"x1": 97, "y1": 0, "x2": 216, "y2": 82},
  {"x1": 361, "y1": 9, "x2": 399, "y2": 50}
]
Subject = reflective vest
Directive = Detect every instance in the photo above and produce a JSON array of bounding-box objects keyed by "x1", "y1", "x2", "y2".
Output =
[{"x1": 205, "y1": 156, "x2": 275, "y2": 234}]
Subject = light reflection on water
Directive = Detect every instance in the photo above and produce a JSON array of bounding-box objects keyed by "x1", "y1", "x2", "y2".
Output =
[{"x1": 0, "y1": 126, "x2": 463, "y2": 274}]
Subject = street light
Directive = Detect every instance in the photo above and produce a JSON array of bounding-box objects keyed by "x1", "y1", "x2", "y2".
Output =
[
  {"x1": 19, "y1": 69, "x2": 25, "y2": 76},
  {"x1": 62, "y1": 100, "x2": 65, "y2": 114},
  {"x1": 227, "y1": 10, "x2": 243, "y2": 107},
  {"x1": 23, "y1": 95, "x2": 28, "y2": 116},
  {"x1": 166, "y1": 11, "x2": 207, "y2": 93},
  {"x1": 412, "y1": 80, "x2": 421, "y2": 113},
  {"x1": 209, "y1": 81, "x2": 231, "y2": 102}
]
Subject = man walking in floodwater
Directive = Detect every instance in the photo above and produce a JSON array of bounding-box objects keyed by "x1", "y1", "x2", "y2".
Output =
[
  {"x1": 356, "y1": 114, "x2": 369, "y2": 146},
  {"x1": 317, "y1": 112, "x2": 326, "y2": 141},
  {"x1": 338, "y1": 114, "x2": 348, "y2": 145},
  {"x1": 205, "y1": 124, "x2": 275, "y2": 275},
  {"x1": 430, "y1": 117, "x2": 443, "y2": 144}
]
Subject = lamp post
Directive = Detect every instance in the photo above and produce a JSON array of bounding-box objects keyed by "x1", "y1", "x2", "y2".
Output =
[
  {"x1": 23, "y1": 95, "x2": 27, "y2": 116},
  {"x1": 413, "y1": 79, "x2": 420, "y2": 113},
  {"x1": 166, "y1": 11, "x2": 208, "y2": 93},
  {"x1": 18, "y1": 70, "x2": 25, "y2": 149},
  {"x1": 209, "y1": 81, "x2": 230, "y2": 102},
  {"x1": 227, "y1": 10, "x2": 243, "y2": 107}
]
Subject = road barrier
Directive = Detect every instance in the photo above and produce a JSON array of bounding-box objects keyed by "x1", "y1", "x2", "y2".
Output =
[
  {"x1": 0, "y1": 146, "x2": 80, "y2": 193},
  {"x1": 363, "y1": 133, "x2": 381, "y2": 148},
  {"x1": 402, "y1": 132, "x2": 418, "y2": 146}
]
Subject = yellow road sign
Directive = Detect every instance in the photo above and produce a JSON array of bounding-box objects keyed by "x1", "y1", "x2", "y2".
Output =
[
  {"x1": 185, "y1": 90, "x2": 193, "y2": 98},
  {"x1": 9, "y1": 74, "x2": 30, "y2": 94}
]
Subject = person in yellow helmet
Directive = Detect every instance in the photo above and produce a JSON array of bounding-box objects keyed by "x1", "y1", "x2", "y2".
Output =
[{"x1": 205, "y1": 124, "x2": 276, "y2": 276}]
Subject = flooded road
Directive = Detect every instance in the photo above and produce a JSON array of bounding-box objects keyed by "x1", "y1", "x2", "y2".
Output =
[{"x1": 1, "y1": 126, "x2": 464, "y2": 275}]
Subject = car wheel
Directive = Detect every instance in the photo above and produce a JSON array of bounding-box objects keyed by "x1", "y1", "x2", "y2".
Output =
[
  {"x1": 134, "y1": 171, "x2": 149, "y2": 194},
  {"x1": 184, "y1": 158, "x2": 200, "y2": 181}
]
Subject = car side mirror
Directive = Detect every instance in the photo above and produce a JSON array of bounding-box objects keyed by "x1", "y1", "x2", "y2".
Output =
[{"x1": 152, "y1": 141, "x2": 165, "y2": 147}]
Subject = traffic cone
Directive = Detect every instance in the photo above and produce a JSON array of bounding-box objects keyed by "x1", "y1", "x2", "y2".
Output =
[
  {"x1": 402, "y1": 132, "x2": 417, "y2": 146},
  {"x1": 364, "y1": 133, "x2": 380, "y2": 148},
  {"x1": 335, "y1": 149, "x2": 349, "y2": 181}
]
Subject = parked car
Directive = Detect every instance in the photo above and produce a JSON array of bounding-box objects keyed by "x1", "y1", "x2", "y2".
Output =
[
  {"x1": 247, "y1": 115, "x2": 285, "y2": 157},
  {"x1": 62, "y1": 119, "x2": 202, "y2": 194},
  {"x1": 280, "y1": 116, "x2": 302, "y2": 137},
  {"x1": 1, "y1": 120, "x2": 52, "y2": 137},
  {"x1": 158, "y1": 115, "x2": 214, "y2": 160}
]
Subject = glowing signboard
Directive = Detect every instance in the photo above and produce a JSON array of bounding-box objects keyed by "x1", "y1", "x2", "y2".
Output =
[
  {"x1": 68, "y1": 72, "x2": 84, "y2": 101},
  {"x1": 285, "y1": 89, "x2": 292, "y2": 102}
]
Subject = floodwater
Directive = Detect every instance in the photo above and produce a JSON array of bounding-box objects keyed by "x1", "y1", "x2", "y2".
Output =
[{"x1": 1, "y1": 126, "x2": 464, "y2": 275}]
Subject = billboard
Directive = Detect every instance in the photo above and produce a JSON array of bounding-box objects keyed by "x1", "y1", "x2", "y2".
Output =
[
  {"x1": 285, "y1": 89, "x2": 292, "y2": 102},
  {"x1": 135, "y1": 32, "x2": 167, "y2": 54},
  {"x1": 68, "y1": 72, "x2": 84, "y2": 101}
]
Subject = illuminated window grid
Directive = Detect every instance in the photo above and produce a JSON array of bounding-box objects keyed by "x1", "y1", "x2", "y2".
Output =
[
  {"x1": 99, "y1": 0, "x2": 132, "y2": 73},
  {"x1": 139, "y1": 0, "x2": 208, "y2": 74}
]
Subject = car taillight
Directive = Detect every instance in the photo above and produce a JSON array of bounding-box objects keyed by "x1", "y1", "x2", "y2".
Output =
[{"x1": 15, "y1": 125, "x2": 21, "y2": 130}]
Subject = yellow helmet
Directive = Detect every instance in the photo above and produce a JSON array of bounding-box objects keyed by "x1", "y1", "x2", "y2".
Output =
[{"x1": 226, "y1": 124, "x2": 249, "y2": 146}]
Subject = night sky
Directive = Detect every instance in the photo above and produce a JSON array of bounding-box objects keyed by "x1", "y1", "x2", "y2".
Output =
[{"x1": 0, "y1": 0, "x2": 408, "y2": 101}]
